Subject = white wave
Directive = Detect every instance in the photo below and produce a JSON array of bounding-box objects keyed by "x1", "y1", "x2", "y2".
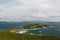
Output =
[
  {"x1": 39, "y1": 34, "x2": 43, "y2": 36},
  {"x1": 17, "y1": 30, "x2": 28, "y2": 34},
  {"x1": 49, "y1": 26, "x2": 54, "y2": 27},
  {"x1": 42, "y1": 26, "x2": 47, "y2": 28},
  {"x1": 24, "y1": 28, "x2": 42, "y2": 30},
  {"x1": 30, "y1": 33, "x2": 33, "y2": 34},
  {"x1": 39, "y1": 31, "x2": 42, "y2": 33}
]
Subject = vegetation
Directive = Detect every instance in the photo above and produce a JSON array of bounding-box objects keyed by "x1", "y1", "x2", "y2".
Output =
[
  {"x1": 5, "y1": 29, "x2": 19, "y2": 33},
  {"x1": 24, "y1": 24, "x2": 49, "y2": 29},
  {"x1": 0, "y1": 30, "x2": 60, "y2": 40}
]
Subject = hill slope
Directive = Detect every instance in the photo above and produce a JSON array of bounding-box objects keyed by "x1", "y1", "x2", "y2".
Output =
[{"x1": 0, "y1": 31, "x2": 60, "y2": 40}]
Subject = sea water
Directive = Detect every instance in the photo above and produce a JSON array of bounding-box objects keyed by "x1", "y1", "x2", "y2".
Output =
[{"x1": 0, "y1": 22, "x2": 60, "y2": 36}]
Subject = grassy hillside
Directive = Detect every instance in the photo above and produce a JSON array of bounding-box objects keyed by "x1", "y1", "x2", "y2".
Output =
[{"x1": 0, "y1": 31, "x2": 60, "y2": 40}]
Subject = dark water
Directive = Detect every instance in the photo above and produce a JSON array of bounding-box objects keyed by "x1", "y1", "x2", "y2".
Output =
[{"x1": 0, "y1": 22, "x2": 60, "y2": 36}]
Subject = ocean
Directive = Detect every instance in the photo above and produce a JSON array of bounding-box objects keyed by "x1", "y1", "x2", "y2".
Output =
[{"x1": 0, "y1": 22, "x2": 60, "y2": 36}]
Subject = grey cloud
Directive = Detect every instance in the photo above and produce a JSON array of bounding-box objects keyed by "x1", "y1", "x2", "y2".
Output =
[{"x1": 0, "y1": 0, "x2": 60, "y2": 22}]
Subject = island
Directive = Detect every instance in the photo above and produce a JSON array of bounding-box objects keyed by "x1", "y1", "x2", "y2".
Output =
[{"x1": 24, "y1": 24, "x2": 49, "y2": 29}]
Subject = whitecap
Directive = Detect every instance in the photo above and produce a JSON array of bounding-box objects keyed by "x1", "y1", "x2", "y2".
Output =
[
  {"x1": 30, "y1": 33, "x2": 35, "y2": 35},
  {"x1": 17, "y1": 30, "x2": 28, "y2": 34},
  {"x1": 49, "y1": 26, "x2": 54, "y2": 27},
  {"x1": 42, "y1": 26, "x2": 47, "y2": 28},
  {"x1": 24, "y1": 28, "x2": 42, "y2": 30},
  {"x1": 39, "y1": 34, "x2": 43, "y2": 36},
  {"x1": 39, "y1": 31, "x2": 42, "y2": 33}
]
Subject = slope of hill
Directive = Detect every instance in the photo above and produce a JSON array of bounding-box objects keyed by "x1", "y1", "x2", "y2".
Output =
[{"x1": 0, "y1": 30, "x2": 60, "y2": 40}]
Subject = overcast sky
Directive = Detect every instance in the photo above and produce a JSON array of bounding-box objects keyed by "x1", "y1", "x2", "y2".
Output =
[{"x1": 0, "y1": 0, "x2": 60, "y2": 22}]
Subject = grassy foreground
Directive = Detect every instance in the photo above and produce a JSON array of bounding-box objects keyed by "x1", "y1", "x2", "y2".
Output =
[{"x1": 0, "y1": 31, "x2": 60, "y2": 40}]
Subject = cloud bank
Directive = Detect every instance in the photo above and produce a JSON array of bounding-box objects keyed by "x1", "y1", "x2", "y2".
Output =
[{"x1": 0, "y1": 0, "x2": 60, "y2": 22}]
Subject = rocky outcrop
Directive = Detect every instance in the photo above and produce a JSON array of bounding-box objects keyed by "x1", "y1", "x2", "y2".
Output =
[{"x1": 24, "y1": 24, "x2": 49, "y2": 29}]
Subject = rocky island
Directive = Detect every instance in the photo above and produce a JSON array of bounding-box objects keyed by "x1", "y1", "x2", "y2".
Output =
[{"x1": 24, "y1": 24, "x2": 49, "y2": 29}]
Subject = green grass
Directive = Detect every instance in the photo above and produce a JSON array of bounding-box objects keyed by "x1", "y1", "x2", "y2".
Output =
[{"x1": 0, "y1": 31, "x2": 60, "y2": 40}]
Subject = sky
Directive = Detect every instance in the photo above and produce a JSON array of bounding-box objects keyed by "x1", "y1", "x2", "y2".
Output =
[{"x1": 0, "y1": 0, "x2": 60, "y2": 22}]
